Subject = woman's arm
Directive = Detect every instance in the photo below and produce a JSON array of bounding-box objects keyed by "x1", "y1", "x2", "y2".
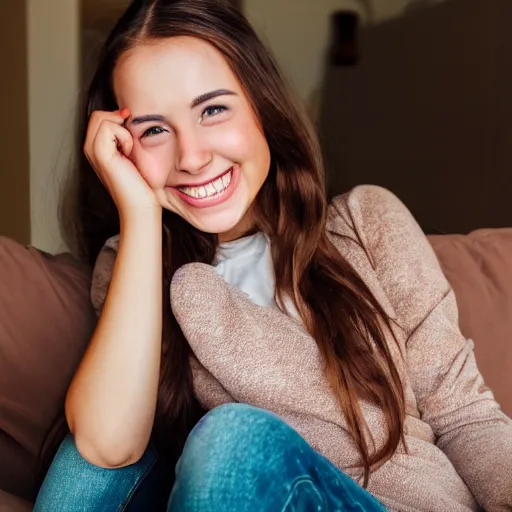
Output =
[
  {"x1": 66, "y1": 108, "x2": 164, "y2": 469},
  {"x1": 333, "y1": 185, "x2": 512, "y2": 511},
  {"x1": 65, "y1": 212, "x2": 162, "y2": 469}
]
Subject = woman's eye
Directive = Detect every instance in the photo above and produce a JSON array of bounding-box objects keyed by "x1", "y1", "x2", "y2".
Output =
[
  {"x1": 202, "y1": 105, "x2": 227, "y2": 119},
  {"x1": 142, "y1": 126, "x2": 167, "y2": 138}
]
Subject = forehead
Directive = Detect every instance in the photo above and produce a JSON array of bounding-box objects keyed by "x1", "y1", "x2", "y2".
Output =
[{"x1": 113, "y1": 36, "x2": 239, "y2": 107}]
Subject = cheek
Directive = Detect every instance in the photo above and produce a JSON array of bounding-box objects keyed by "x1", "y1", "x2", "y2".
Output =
[
  {"x1": 217, "y1": 120, "x2": 271, "y2": 185},
  {"x1": 212, "y1": 118, "x2": 264, "y2": 159},
  {"x1": 235, "y1": 121, "x2": 271, "y2": 174},
  {"x1": 131, "y1": 145, "x2": 173, "y2": 187}
]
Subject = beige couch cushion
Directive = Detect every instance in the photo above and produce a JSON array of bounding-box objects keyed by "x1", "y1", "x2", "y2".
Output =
[
  {"x1": 429, "y1": 229, "x2": 512, "y2": 417},
  {"x1": 0, "y1": 237, "x2": 94, "y2": 501}
]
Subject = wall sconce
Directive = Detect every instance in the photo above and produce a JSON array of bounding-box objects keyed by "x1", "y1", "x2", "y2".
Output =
[{"x1": 329, "y1": 11, "x2": 360, "y2": 66}]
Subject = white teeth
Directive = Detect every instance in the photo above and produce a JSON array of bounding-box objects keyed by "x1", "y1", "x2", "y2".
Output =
[
  {"x1": 212, "y1": 177, "x2": 224, "y2": 192},
  {"x1": 205, "y1": 183, "x2": 216, "y2": 196},
  {"x1": 179, "y1": 169, "x2": 233, "y2": 199}
]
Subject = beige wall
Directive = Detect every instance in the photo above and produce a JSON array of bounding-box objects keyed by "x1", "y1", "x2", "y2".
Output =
[
  {"x1": 27, "y1": 0, "x2": 80, "y2": 253},
  {"x1": 0, "y1": 1, "x2": 30, "y2": 244}
]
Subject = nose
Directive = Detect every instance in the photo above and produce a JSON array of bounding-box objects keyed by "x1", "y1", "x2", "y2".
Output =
[{"x1": 175, "y1": 128, "x2": 212, "y2": 175}]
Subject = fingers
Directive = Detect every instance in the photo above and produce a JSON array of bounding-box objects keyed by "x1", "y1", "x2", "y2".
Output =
[
  {"x1": 112, "y1": 122, "x2": 134, "y2": 158},
  {"x1": 82, "y1": 108, "x2": 160, "y2": 213},
  {"x1": 92, "y1": 121, "x2": 133, "y2": 167},
  {"x1": 85, "y1": 110, "x2": 127, "y2": 150},
  {"x1": 84, "y1": 109, "x2": 134, "y2": 169}
]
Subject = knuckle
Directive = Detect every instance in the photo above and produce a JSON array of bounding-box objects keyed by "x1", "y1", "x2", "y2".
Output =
[
  {"x1": 89, "y1": 110, "x2": 101, "y2": 122},
  {"x1": 97, "y1": 121, "x2": 112, "y2": 137}
]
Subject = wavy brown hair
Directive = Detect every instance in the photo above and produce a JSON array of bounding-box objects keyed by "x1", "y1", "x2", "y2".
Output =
[{"x1": 61, "y1": 0, "x2": 405, "y2": 485}]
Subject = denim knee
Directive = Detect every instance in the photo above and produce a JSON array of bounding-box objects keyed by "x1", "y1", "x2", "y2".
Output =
[
  {"x1": 35, "y1": 434, "x2": 158, "y2": 512},
  {"x1": 168, "y1": 404, "x2": 309, "y2": 507},
  {"x1": 179, "y1": 403, "x2": 295, "y2": 469}
]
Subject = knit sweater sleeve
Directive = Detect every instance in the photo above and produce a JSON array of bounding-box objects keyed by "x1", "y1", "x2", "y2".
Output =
[{"x1": 90, "y1": 235, "x2": 119, "y2": 316}]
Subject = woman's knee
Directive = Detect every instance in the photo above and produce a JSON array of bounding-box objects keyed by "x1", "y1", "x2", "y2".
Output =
[
  {"x1": 196, "y1": 403, "x2": 294, "y2": 441},
  {"x1": 171, "y1": 405, "x2": 304, "y2": 496},
  {"x1": 182, "y1": 403, "x2": 296, "y2": 463}
]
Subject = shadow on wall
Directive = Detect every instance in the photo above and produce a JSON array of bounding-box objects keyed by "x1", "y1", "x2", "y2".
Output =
[{"x1": 317, "y1": 0, "x2": 512, "y2": 234}]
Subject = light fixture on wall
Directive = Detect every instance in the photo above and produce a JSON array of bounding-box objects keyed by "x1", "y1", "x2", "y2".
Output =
[
  {"x1": 328, "y1": 0, "x2": 375, "y2": 66},
  {"x1": 329, "y1": 11, "x2": 360, "y2": 66}
]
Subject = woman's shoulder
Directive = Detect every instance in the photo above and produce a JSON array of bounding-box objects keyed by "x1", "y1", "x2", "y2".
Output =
[
  {"x1": 326, "y1": 184, "x2": 406, "y2": 239},
  {"x1": 327, "y1": 185, "x2": 448, "y2": 331},
  {"x1": 326, "y1": 183, "x2": 439, "y2": 276},
  {"x1": 326, "y1": 185, "x2": 419, "y2": 263}
]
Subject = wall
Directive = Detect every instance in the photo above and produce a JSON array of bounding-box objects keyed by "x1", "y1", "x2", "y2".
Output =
[
  {"x1": 319, "y1": 0, "x2": 512, "y2": 233},
  {"x1": 0, "y1": 2, "x2": 31, "y2": 244},
  {"x1": 27, "y1": 0, "x2": 80, "y2": 253},
  {"x1": 244, "y1": 0, "x2": 443, "y2": 115}
]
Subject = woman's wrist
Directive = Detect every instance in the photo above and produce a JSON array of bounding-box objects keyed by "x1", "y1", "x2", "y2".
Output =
[{"x1": 119, "y1": 206, "x2": 163, "y2": 233}]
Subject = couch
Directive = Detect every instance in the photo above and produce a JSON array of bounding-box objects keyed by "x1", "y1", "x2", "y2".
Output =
[{"x1": 1, "y1": 224, "x2": 511, "y2": 510}]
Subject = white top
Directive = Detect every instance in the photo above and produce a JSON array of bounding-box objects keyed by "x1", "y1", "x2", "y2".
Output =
[{"x1": 214, "y1": 232, "x2": 299, "y2": 319}]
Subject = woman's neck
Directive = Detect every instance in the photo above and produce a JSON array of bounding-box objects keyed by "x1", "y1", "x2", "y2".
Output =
[{"x1": 218, "y1": 211, "x2": 258, "y2": 243}]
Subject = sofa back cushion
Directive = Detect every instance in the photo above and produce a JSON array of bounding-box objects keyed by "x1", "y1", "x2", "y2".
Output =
[
  {"x1": 429, "y1": 229, "x2": 512, "y2": 417},
  {"x1": 0, "y1": 237, "x2": 94, "y2": 500}
]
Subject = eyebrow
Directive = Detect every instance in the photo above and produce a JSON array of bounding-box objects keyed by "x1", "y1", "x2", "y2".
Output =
[
  {"x1": 128, "y1": 89, "x2": 236, "y2": 126},
  {"x1": 190, "y1": 89, "x2": 236, "y2": 108},
  {"x1": 129, "y1": 114, "x2": 167, "y2": 126}
]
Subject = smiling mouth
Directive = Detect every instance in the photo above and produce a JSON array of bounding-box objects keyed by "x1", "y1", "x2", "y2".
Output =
[{"x1": 177, "y1": 168, "x2": 233, "y2": 199}]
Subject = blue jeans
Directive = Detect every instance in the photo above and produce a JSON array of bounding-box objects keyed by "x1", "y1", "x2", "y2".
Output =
[{"x1": 35, "y1": 404, "x2": 386, "y2": 511}]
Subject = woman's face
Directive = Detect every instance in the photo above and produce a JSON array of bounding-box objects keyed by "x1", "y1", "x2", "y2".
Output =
[{"x1": 113, "y1": 36, "x2": 271, "y2": 241}]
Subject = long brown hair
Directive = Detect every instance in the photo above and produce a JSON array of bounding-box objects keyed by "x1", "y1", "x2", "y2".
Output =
[{"x1": 62, "y1": 0, "x2": 405, "y2": 485}]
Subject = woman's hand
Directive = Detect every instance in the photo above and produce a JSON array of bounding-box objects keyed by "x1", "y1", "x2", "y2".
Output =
[{"x1": 84, "y1": 108, "x2": 161, "y2": 219}]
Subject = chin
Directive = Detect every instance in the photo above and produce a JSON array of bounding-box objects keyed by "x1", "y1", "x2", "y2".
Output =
[
  {"x1": 185, "y1": 205, "x2": 249, "y2": 240},
  {"x1": 193, "y1": 215, "x2": 245, "y2": 238}
]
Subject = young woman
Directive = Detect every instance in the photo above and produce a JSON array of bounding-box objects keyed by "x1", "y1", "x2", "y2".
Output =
[{"x1": 35, "y1": 0, "x2": 512, "y2": 510}]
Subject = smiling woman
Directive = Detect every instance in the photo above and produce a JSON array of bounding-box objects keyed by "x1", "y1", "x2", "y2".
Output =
[{"x1": 34, "y1": 0, "x2": 512, "y2": 511}]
